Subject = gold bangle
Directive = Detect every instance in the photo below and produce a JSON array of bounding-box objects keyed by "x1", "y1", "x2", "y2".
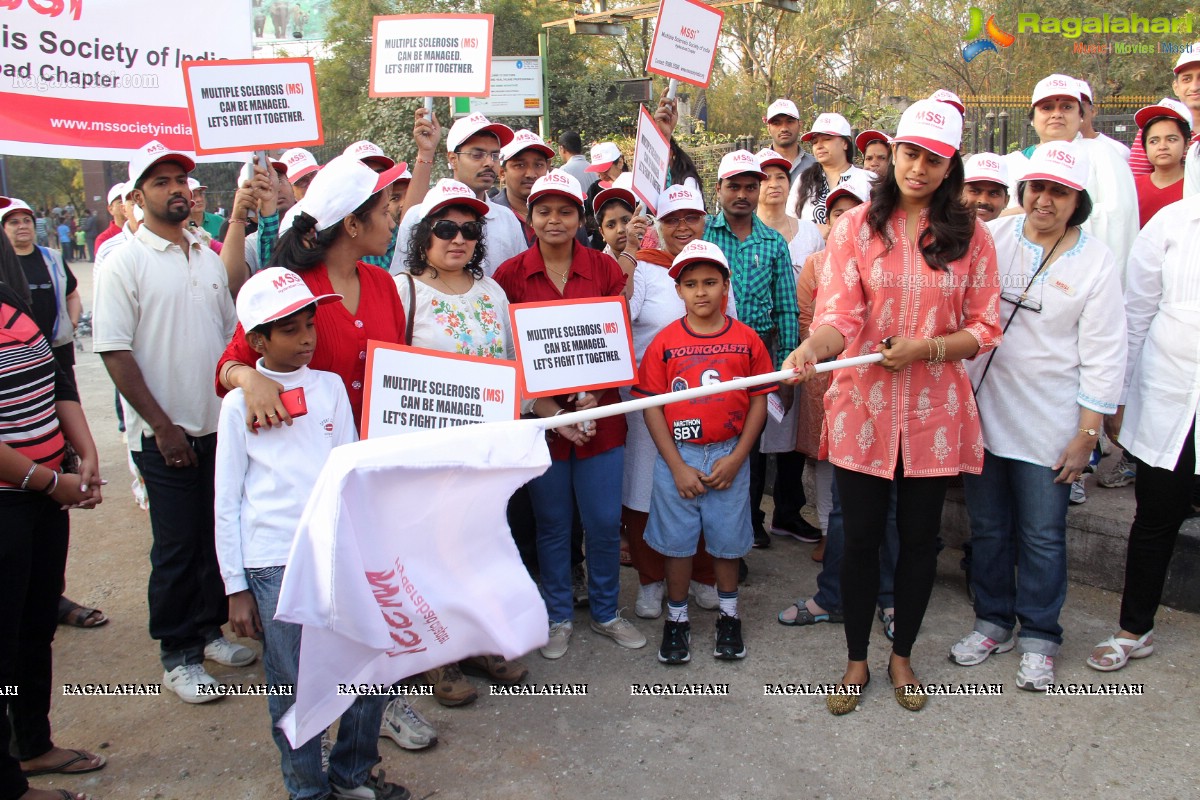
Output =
[{"x1": 925, "y1": 339, "x2": 934, "y2": 361}]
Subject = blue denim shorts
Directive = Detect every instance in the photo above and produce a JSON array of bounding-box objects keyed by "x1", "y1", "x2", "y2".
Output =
[{"x1": 645, "y1": 435, "x2": 753, "y2": 560}]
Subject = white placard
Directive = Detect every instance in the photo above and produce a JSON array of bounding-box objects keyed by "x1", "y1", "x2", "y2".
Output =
[
  {"x1": 182, "y1": 58, "x2": 321, "y2": 155},
  {"x1": 369, "y1": 14, "x2": 494, "y2": 98},
  {"x1": 509, "y1": 298, "x2": 637, "y2": 397},
  {"x1": 453, "y1": 57, "x2": 543, "y2": 117},
  {"x1": 631, "y1": 105, "x2": 671, "y2": 215},
  {"x1": 645, "y1": 0, "x2": 724, "y2": 88},
  {"x1": 361, "y1": 343, "x2": 517, "y2": 438}
]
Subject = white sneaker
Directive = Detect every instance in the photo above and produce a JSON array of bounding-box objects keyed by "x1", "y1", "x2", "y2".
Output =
[
  {"x1": 163, "y1": 663, "x2": 222, "y2": 703},
  {"x1": 635, "y1": 581, "x2": 665, "y2": 619},
  {"x1": 590, "y1": 612, "x2": 647, "y2": 649},
  {"x1": 204, "y1": 635, "x2": 257, "y2": 667},
  {"x1": 1069, "y1": 476, "x2": 1087, "y2": 505},
  {"x1": 380, "y1": 698, "x2": 437, "y2": 750},
  {"x1": 949, "y1": 631, "x2": 1015, "y2": 666},
  {"x1": 1016, "y1": 652, "x2": 1055, "y2": 692},
  {"x1": 689, "y1": 581, "x2": 719, "y2": 610},
  {"x1": 541, "y1": 621, "x2": 573, "y2": 659}
]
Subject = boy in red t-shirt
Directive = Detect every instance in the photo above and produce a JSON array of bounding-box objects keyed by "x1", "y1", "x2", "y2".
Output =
[{"x1": 633, "y1": 240, "x2": 774, "y2": 665}]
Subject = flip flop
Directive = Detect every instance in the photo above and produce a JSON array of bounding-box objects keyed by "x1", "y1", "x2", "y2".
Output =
[
  {"x1": 777, "y1": 598, "x2": 843, "y2": 626},
  {"x1": 58, "y1": 598, "x2": 109, "y2": 629},
  {"x1": 52, "y1": 791, "x2": 92, "y2": 800},
  {"x1": 21, "y1": 748, "x2": 107, "y2": 777}
]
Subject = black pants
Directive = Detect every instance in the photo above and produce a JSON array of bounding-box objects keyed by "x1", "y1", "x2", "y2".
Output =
[
  {"x1": 130, "y1": 432, "x2": 226, "y2": 669},
  {"x1": 507, "y1": 484, "x2": 584, "y2": 581},
  {"x1": 1119, "y1": 424, "x2": 1196, "y2": 635},
  {"x1": 836, "y1": 464, "x2": 949, "y2": 661},
  {"x1": 0, "y1": 493, "x2": 69, "y2": 800}
]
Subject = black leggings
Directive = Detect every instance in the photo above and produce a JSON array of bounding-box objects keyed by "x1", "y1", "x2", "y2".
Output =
[{"x1": 836, "y1": 464, "x2": 949, "y2": 661}]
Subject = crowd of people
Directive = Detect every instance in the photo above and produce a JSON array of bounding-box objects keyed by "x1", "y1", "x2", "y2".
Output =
[{"x1": 2, "y1": 45, "x2": 1200, "y2": 800}]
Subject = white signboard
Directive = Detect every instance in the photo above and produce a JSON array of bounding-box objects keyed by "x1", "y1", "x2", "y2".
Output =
[
  {"x1": 369, "y1": 14, "x2": 493, "y2": 98},
  {"x1": 509, "y1": 298, "x2": 637, "y2": 397},
  {"x1": 645, "y1": 0, "x2": 724, "y2": 88},
  {"x1": 631, "y1": 105, "x2": 671, "y2": 215},
  {"x1": 452, "y1": 57, "x2": 543, "y2": 117}
]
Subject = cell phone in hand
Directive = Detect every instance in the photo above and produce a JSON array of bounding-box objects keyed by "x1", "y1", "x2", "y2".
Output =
[{"x1": 252, "y1": 387, "x2": 307, "y2": 429}]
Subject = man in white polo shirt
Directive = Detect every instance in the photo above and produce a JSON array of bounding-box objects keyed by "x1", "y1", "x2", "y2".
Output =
[
  {"x1": 93, "y1": 140, "x2": 250, "y2": 703},
  {"x1": 390, "y1": 112, "x2": 528, "y2": 277}
]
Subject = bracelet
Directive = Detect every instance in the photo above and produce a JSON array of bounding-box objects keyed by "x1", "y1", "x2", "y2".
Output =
[
  {"x1": 19, "y1": 463, "x2": 38, "y2": 490},
  {"x1": 934, "y1": 335, "x2": 946, "y2": 363},
  {"x1": 925, "y1": 339, "x2": 934, "y2": 361},
  {"x1": 416, "y1": 157, "x2": 434, "y2": 165},
  {"x1": 228, "y1": 219, "x2": 248, "y2": 225},
  {"x1": 39, "y1": 470, "x2": 59, "y2": 496}
]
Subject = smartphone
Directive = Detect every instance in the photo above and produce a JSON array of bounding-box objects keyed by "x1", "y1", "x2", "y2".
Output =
[{"x1": 253, "y1": 387, "x2": 307, "y2": 428}]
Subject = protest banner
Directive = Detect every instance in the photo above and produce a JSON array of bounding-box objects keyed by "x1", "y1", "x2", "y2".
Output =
[
  {"x1": 369, "y1": 14, "x2": 494, "y2": 98},
  {"x1": 631, "y1": 104, "x2": 671, "y2": 214},
  {"x1": 0, "y1": 0, "x2": 251, "y2": 159},
  {"x1": 182, "y1": 58, "x2": 322, "y2": 155},
  {"x1": 645, "y1": 0, "x2": 724, "y2": 88},
  {"x1": 451, "y1": 56, "x2": 542, "y2": 117},
  {"x1": 361, "y1": 341, "x2": 518, "y2": 438},
  {"x1": 509, "y1": 297, "x2": 636, "y2": 397}
]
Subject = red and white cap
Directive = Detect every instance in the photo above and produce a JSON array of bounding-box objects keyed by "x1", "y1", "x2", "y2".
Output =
[
  {"x1": 928, "y1": 89, "x2": 965, "y2": 114},
  {"x1": 280, "y1": 147, "x2": 321, "y2": 183},
  {"x1": 416, "y1": 178, "x2": 489, "y2": 219},
  {"x1": 501, "y1": 129, "x2": 555, "y2": 162},
  {"x1": 397, "y1": 165, "x2": 412, "y2": 181},
  {"x1": 187, "y1": 177, "x2": 207, "y2": 192},
  {"x1": 343, "y1": 140, "x2": 395, "y2": 170},
  {"x1": 128, "y1": 139, "x2": 195, "y2": 185},
  {"x1": 592, "y1": 172, "x2": 636, "y2": 215},
  {"x1": 0, "y1": 198, "x2": 33, "y2": 223},
  {"x1": 963, "y1": 153, "x2": 1009, "y2": 186},
  {"x1": 236, "y1": 266, "x2": 342, "y2": 332},
  {"x1": 823, "y1": 173, "x2": 873, "y2": 214},
  {"x1": 237, "y1": 159, "x2": 289, "y2": 186},
  {"x1": 892, "y1": 99, "x2": 962, "y2": 158},
  {"x1": 755, "y1": 148, "x2": 792, "y2": 172},
  {"x1": 1173, "y1": 45, "x2": 1200, "y2": 74},
  {"x1": 1134, "y1": 98, "x2": 1194, "y2": 131},
  {"x1": 300, "y1": 154, "x2": 408, "y2": 232},
  {"x1": 668, "y1": 239, "x2": 730, "y2": 279},
  {"x1": 1022, "y1": 141, "x2": 1090, "y2": 192},
  {"x1": 585, "y1": 142, "x2": 623, "y2": 173},
  {"x1": 854, "y1": 129, "x2": 890, "y2": 152},
  {"x1": 656, "y1": 184, "x2": 706, "y2": 218},
  {"x1": 528, "y1": 169, "x2": 586, "y2": 208},
  {"x1": 718, "y1": 149, "x2": 766, "y2": 180},
  {"x1": 0, "y1": 196, "x2": 10, "y2": 210},
  {"x1": 446, "y1": 112, "x2": 515, "y2": 152},
  {"x1": 1031, "y1": 74, "x2": 1081, "y2": 106},
  {"x1": 1075, "y1": 79, "x2": 1093, "y2": 102},
  {"x1": 801, "y1": 112, "x2": 852, "y2": 142},
  {"x1": 107, "y1": 182, "x2": 128, "y2": 205},
  {"x1": 763, "y1": 98, "x2": 800, "y2": 122}
]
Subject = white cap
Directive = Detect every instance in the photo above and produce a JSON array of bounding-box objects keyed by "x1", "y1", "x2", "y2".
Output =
[
  {"x1": 236, "y1": 267, "x2": 342, "y2": 332},
  {"x1": 127, "y1": 139, "x2": 195, "y2": 186},
  {"x1": 755, "y1": 148, "x2": 792, "y2": 172},
  {"x1": 397, "y1": 166, "x2": 412, "y2": 181},
  {"x1": 501, "y1": 129, "x2": 555, "y2": 162},
  {"x1": 764, "y1": 99, "x2": 800, "y2": 122},
  {"x1": 1173, "y1": 45, "x2": 1200, "y2": 74},
  {"x1": 446, "y1": 112, "x2": 515, "y2": 153},
  {"x1": 187, "y1": 177, "x2": 207, "y2": 192},
  {"x1": 586, "y1": 142, "x2": 623, "y2": 173},
  {"x1": 668, "y1": 239, "x2": 730, "y2": 279},
  {"x1": 528, "y1": 169, "x2": 585, "y2": 208},
  {"x1": 892, "y1": 99, "x2": 962, "y2": 159},
  {"x1": 823, "y1": 173, "x2": 873, "y2": 213},
  {"x1": 343, "y1": 140, "x2": 395, "y2": 170},
  {"x1": 1076, "y1": 79, "x2": 1093, "y2": 102},
  {"x1": 107, "y1": 183, "x2": 127, "y2": 205},
  {"x1": 1031, "y1": 74, "x2": 1081, "y2": 106},
  {"x1": 855, "y1": 130, "x2": 890, "y2": 152},
  {"x1": 963, "y1": 153, "x2": 1009, "y2": 186},
  {"x1": 415, "y1": 179, "x2": 489, "y2": 220},
  {"x1": 300, "y1": 154, "x2": 407, "y2": 232},
  {"x1": 592, "y1": 171, "x2": 637, "y2": 216},
  {"x1": 1134, "y1": 98, "x2": 1194, "y2": 132},
  {"x1": 802, "y1": 112, "x2": 852, "y2": 142},
  {"x1": 928, "y1": 89, "x2": 965, "y2": 114},
  {"x1": 0, "y1": 198, "x2": 33, "y2": 223},
  {"x1": 717, "y1": 149, "x2": 767, "y2": 180},
  {"x1": 1022, "y1": 141, "x2": 1090, "y2": 192},
  {"x1": 132, "y1": 203, "x2": 144, "y2": 222},
  {"x1": 656, "y1": 184, "x2": 706, "y2": 218},
  {"x1": 280, "y1": 148, "x2": 321, "y2": 183},
  {"x1": 281, "y1": 199, "x2": 306, "y2": 233}
]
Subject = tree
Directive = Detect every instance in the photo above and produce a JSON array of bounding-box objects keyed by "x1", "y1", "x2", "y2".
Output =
[{"x1": 3, "y1": 157, "x2": 82, "y2": 212}]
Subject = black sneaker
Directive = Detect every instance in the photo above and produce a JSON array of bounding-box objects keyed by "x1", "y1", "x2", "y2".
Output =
[
  {"x1": 714, "y1": 614, "x2": 746, "y2": 660},
  {"x1": 658, "y1": 619, "x2": 691, "y2": 665},
  {"x1": 770, "y1": 516, "x2": 821, "y2": 543},
  {"x1": 752, "y1": 523, "x2": 771, "y2": 549},
  {"x1": 738, "y1": 558, "x2": 749, "y2": 584}
]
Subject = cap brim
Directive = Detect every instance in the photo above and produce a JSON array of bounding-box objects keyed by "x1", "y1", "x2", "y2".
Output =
[
  {"x1": 891, "y1": 136, "x2": 958, "y2": 159},
  {"x1": 1020, "y1": 171, "x2": 1085, "y2": 192},
  {"x1": 371, "y1": 163, "x2": 410, "y2": 193},
  {"x1": 855, "y1": 130, "x2": 889, "y2": 151},
  {"x1": 259, "y1": 293, "x2": 343, "y2": 326},
  {"x1": 1134, "y1": 106, "x2": 1187, "y2": 129},
  {"x1": 765, "y1": 113, "x2": 800, "y2": 123},
  {"x1": 1174, "y1": 56, "x2": 1200, "y2": 73},
  {"x1": 424, "y1": 196, "x2": 490, "y2": 218},
  {"x1": 585, "y1": 160, "x2": 616, "y2": 173},
  {"x1": 668, "y1": 257, "x2": 730, "y2": 280},
  {"x1": 963, "y1": 176, "x2": 1007, "y2": 186},
  {"x1": 288, "y1": 164, "x2": 320, "y2": 184},
  {"x1": 361, "y1": 155, "x2": 396, "y2": 170},
  {"x1": 801, "y1": 129, "x2": 849, "y2": 142},
  {"x1": 503, "y1": 144, "x2": 555, "y2": 162},
  {"x1": 592, "y1": 187, "x2": 636, "y2": 214},
  {"x1": 530, "y1": 187, "x2": 585, "y2": 208},
  {"x1": 138, "y1": 153, "x2": 196, "y2": 183},
  {"x1": 269, "y1": 161, "x2": 288, "y2": 175},
  {"x1": 719, "y1": 168, "x2": 767, "y2": 180},
  {"x1": 759, "y1": 158, "x2": 792, "y2": 172},
  {"x1": 1031, "y1": 93, "x2": 1080, "y2": 107}
]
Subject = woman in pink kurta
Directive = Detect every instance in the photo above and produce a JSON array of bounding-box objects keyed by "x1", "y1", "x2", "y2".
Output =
[{"x1": 786, "y1": 99, "x2": 1002, "y2": 713}]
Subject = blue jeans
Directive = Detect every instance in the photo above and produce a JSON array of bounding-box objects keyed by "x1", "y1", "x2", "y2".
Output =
[
  {"x1": 527, "y1": 447, "x2": 624, "y2": 625},
  {"x1": 645, "y1": 437, "x2": 752, "y2": 559},
  {"x1": 813, "y1": 481, "x2": 899, "y2": 613},
  {"x1": 963, "y1": 451, "x2": 1070, "y2": 655},
  {"x1": 247, "y1": 566, "x2": 387, "y2": 800}
]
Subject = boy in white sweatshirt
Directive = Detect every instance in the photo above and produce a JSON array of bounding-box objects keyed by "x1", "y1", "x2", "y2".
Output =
[{"x1": 214, "y1": 267, "x2": 412, "y2": 800}]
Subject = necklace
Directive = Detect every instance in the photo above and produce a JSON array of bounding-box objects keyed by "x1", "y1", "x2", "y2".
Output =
[
  {"x1": 545, "y1": 263, "x2": 570, "y2": 282},
  {"x1": 434, "y1": 271, "x2": 473, "y2": 295}
]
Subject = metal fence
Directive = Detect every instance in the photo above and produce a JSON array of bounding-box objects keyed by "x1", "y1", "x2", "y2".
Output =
[{"x1": 961, "y1": 94, "x2": 1159, "y2": 155}]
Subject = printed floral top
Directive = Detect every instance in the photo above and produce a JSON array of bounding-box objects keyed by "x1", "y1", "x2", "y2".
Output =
[
  {"x1": 813, "y1": 204, "x2": 1002, "y2": 479},
  {"x1": 395, "y1": 273, "x2": 514, "y2": 360}
]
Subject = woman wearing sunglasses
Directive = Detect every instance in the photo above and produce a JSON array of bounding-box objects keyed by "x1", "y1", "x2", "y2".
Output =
[{"x1": 949, "y1": 141, "x2": 1125, "y2": 692}]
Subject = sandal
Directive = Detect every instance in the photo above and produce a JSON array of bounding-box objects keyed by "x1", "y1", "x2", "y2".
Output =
[
  {"x1": 57, "y1": 598, "x2": 108, "y2": 629},
  {"x1": 1086, "y1": 630, "x2": 1154, "y2": 672},
  {"x1": 777, "y1": 598, "x2": 843, "y2": 626},
  {"x1": 21, "y1": 747, "x2": 106, "y2": 777},
  {"x1": 878, "y1": 607, "x2": 895, "y2": 641},
  {"x1": 50, "y1": 791, "x2": 93, "y2": 800},
  {"x1": 460, "y1": 654, "x2": 529, "y2": 684}
]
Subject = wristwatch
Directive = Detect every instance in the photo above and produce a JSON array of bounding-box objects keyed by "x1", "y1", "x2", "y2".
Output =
[{"x1": 1079, "y1": 427, "x2": 1098, "y2": 437}]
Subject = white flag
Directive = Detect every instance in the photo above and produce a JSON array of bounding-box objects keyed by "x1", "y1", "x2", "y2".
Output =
[{"x1": 276, "y1": 421, "x2": 551, "y2": 747}]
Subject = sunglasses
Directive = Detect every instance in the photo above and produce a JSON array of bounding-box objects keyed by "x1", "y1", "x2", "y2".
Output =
[{"x1": 431, "y1": 220, "x2": 483, "y2": 241}]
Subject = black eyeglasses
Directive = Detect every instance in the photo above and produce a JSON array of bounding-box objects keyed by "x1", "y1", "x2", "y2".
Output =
[
  {"x1": 431, "y1": 220, "x2": 483, "y2": 241},
  {"x1": 1000, "y1": 290, "x2": 1042, "y2": 313}
]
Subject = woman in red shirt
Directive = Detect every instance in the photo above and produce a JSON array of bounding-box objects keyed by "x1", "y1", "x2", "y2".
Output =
[
  {"x1": 216, "y1": 154, "x2": 407, "y2": 430},
  {"x1": 1132, "y1": 99, "x2": 1191, "y2": 228},
  {"x1": 786, "y1": 100, "x2": 1002, "y2": 714},
  {"x1": 493, "y1": 170, "x2": 643, "y2": 660}
]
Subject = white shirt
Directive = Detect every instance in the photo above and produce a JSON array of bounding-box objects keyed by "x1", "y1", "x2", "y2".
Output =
[
  {"x1": 787, "y1": 219, "x2": 825, "y2": 272},
  {"x1": 786, "y1": 164, "x2": 872, "y2": 221},
  {"x1": 92, "y1": 224, "x2": 238, "y2": 450},
  {"x1": 215, "y1": 363, "x2": 357, "y2": 594},
  {"x1": 1185, "y1": 140, "x2": 1200, "y2": 199},
  {"x1": 1093, "y1": 131, "x2": 1131, "y2": 162},
  {"x1": 395, "y1": 273, "x2": 514, "y2": 359},
  {"x1": 1120, "y1": 195, "x2": 1200, "y2": 471},
  {"x1": 969, "y1": 216, "x2": 1126, "y2": 468},
  {"x1": 389, "y1": 196, "x2": 528, "y2": 278},
  {"x1": 92, "y1": 222, "x2": 132, "y2": 308}
]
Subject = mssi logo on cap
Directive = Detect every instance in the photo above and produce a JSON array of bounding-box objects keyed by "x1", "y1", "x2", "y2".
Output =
[{"x1": 914, "y1": 109, "x2": 947, "y2": 127}]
